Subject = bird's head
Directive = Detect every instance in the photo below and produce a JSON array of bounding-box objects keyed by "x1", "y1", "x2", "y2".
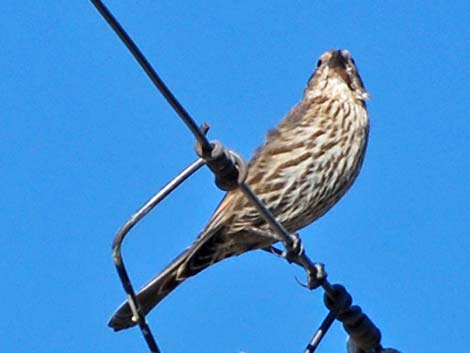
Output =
[{"x1": 306, "y1": 49, "x2": 368, "y2": 102}]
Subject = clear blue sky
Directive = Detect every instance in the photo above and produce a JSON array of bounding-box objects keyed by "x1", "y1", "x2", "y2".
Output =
[{"x1": 2, "y1": 1, "x2": 468, "y2": 353}]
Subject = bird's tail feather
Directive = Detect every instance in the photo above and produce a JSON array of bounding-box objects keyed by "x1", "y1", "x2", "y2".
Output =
[
  {"x1": 108, "y1": 247, "x2": 193, "y2": 331},
  {"x1": 108, "y1": 228, "x2": 224, "y2": 331}
]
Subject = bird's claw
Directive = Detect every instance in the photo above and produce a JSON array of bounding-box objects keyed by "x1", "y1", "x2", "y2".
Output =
[
  {"x1": 294, "y1": 276, "x2": 309, "y2": 288},
  {"x1": 265, "y1": 238, "x2": 327, "y2": 290},
  {"x1": 281, "y1": 233, "x2": 303, "y2": 263},
  {"x1": 306, "y1": 263, "x2": 327, "y2": 289},
  {"x1": 295, "y1": 263, "x2": 326, "y2": 289}
]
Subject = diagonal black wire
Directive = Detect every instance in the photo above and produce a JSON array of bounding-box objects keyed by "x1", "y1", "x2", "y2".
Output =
[
  {"x1": 303, "y1": 310, "x2": 338, "y2": 353},
  {"x1": 90, "y1": 0, "x2": 212, "y2": 153}
]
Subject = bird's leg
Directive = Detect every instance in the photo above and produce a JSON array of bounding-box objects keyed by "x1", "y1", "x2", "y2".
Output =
[
  {"x1": 264, "y1": 245, "x2": 301, "y2": 264},
  {"x1": 249, "y1": 227, "x2": 303, "y2": 261}
]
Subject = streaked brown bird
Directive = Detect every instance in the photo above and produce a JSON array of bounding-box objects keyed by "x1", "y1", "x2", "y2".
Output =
[{"x1": 109, "y1": 49, "x2": 369, "y2": 331}]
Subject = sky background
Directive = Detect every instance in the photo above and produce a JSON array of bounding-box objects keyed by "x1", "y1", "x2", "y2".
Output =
[{"x1": 1, "y1": 1, "x2": 469, "y2": 353}]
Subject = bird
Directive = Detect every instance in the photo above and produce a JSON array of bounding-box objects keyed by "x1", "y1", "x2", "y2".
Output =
[{"x1": 109, "y1": 49, "x2": 369, "y2": 331}]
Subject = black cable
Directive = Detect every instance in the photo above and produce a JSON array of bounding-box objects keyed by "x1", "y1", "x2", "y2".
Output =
[{"x1": 90, "y1": 0, "x2": 212, "y2": 153}]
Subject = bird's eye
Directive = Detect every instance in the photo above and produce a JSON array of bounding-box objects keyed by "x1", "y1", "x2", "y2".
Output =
[{"x1": 316, "y1": 59, "x2": 322, "y2": 67}]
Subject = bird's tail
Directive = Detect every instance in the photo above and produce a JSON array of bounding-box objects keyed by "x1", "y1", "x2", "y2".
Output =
[
  {"x1": 108, "y1": 229, "x2": 224, "y2": 331},
  {"x1": 107, "y1": 247, "x2": 193, "y2": 331}
]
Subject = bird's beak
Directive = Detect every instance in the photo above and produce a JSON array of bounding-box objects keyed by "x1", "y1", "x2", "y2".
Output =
[{"x1": 328, "y1": 50, "x2": 347, "y2": 70}]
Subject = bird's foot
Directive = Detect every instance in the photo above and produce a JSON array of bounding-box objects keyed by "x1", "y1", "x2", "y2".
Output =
[
  {"x1": 306, "y1": 262, "x2": 327, "y2": 289},
  {"x1": 263, "y1": 238, "x2": 327, "y2": 290},
  {"x1": 282, "y1": 232, "x2": 303, "y2": 263},
  {"x1": 294, "y1": 262, "x2": 326, "y2": 290}
]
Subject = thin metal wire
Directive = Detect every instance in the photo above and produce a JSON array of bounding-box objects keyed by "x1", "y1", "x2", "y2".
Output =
[
  {"x1": 90, "y1": 0, "x2": 212, "y2": 153},
  {"x1": 111, "y1": 158, "x2": 205, "y2": 353},
  {"x1": 304, "y1": 311, "x2": 338, "y2": 353},
  {"x1": 112, "y1": 158, "x2": 205, "y2": 251},
  {"x1": 238, "y1": 184, "x2": 293, "y2": 246}
]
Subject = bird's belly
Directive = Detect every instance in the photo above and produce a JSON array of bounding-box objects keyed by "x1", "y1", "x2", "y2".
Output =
[{"x1": 278, "y1": 133, "x2": 366, "y2": 231}]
